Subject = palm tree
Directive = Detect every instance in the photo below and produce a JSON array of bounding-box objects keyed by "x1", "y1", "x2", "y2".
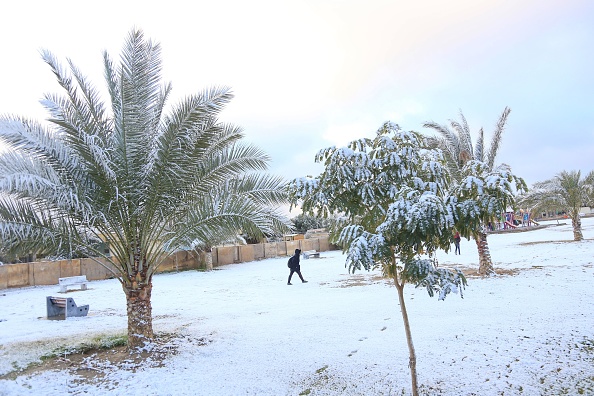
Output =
[
  {"x1": 424, "y1": 107, "x2": 513, "y2": 275},
  {"x1": 520, "y1": 170, "x2": 594, "y2": 241},
  {"x1": 0, "y1": 29, "x2": 290, "y2": 349}
]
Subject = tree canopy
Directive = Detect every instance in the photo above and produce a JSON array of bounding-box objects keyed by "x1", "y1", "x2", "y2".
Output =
[
  {"x1": 520, "y1": 170, "x2": 594, "y2": 241},
  {"x1": 0, "y1": 29, "x2": 291, "y2": 347}
]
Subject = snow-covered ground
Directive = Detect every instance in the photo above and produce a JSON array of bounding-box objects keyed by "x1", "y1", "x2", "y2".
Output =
[{"x1": 1, "y1": 218, "x2": 593, "y2": 395}]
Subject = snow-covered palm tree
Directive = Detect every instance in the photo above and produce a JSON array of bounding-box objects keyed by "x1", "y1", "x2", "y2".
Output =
[
  {"x1": 520, "y1": 170, "x2": 594, "y2": 241},
  {"x1": 423, "y1": 107, "x2": 515, "y2": 275},
  {"x1": 0, "y1": 29, "x2": 290, "y2": 348},
  {"x1": 424, "y1": 107, "x2": 511, "y2": 182}
]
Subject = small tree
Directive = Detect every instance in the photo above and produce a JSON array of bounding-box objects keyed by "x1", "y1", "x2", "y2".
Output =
[
  {"x1": 290, "y1": 213, "x2": 333, "y2": 234},
  {"x1": 289, "y1": 122, "x2": 466, "y2": 396},
  {"x1": 520, "y1": 170, "x2": 594, "y2": 241}
]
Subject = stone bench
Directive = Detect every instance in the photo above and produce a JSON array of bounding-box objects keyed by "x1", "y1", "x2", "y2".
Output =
[
  {"x1": 302, "y1": 250, "x2": 320, "y2": 259},
  {"x1": 46, "y1": 296, "x2": 89, "y2": 319},
  {"x1": 58, "y1": 275, "x2": 89, "y2": 293}
]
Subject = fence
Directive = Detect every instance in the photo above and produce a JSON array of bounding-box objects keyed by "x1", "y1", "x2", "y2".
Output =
[{"x1": 0, "y1": 236, "x2": 333, "y2": 290}]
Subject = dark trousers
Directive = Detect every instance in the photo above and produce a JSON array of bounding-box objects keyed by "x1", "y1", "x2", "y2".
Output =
[
  {"x1": 454, "y1": 241, "x2": 460, "y2": 255},
  {"x1": 288, "y1": 267, "x2": 305, "y2": 283}
]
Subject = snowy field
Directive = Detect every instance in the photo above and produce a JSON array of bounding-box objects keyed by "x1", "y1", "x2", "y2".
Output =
[{"x1": 1, "y1": 218, "x2": 593, "y2": 395}]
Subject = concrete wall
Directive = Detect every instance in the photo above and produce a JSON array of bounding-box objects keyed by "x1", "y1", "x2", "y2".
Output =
[
  {"x1": 159, "y1": 251, "x2": 200, "y2": 272},
  {"x1": 264, "y1": 243, "x2": 277, "y2": 259},
  {"x1": 7, "y1": 263, "x2": 29, "y2": 288},
  {"x1": 32, "y1": 261, "x2": 62, "y2": 286},
  {"x1": 81, "y1": 257, "x2": 117, "y2": 281},
  {"x1": 0, "y1": 236, "x2": 333, "y2": 290},
  {"x1": 239, "y1": 245, "x2": 255, "y2": 263},
  {"x1": 286, "y1": 240, "x2": 301, "y2": 255},
  {"x1": 301, "y1": 238, "x2": 318, "y2": 252},
  {"x1": 0, "y1": 266, "x2": 7, "y2": 289},
  {"x1": 209, "y1": 235, "x2": 332, "y2": 268},
  {"x1": 216, "y1": 246, "x2": 237, "y2": 266},
  {"x1": 253, "y1": 244, "x2": 264, "y2": 260}
]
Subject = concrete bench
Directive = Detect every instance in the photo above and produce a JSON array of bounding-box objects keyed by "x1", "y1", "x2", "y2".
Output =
[
  {"x1": 302, "y1": 250, "x2": 320, "y2": 259},
  {"x1": 58, "y1": 275, "x2": 89, "y2": 293},
  {"x1": 46, "y1": 296, "x2": 89, "y2": 319}
]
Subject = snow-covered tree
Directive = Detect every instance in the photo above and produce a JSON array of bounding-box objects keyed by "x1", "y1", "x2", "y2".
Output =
[
  {"x1": 423, "y1": 107, "x2": 511, "y2": 179},
  {"x1": 0, "y1": 30, "x2": 290, "y2": 349},
  {"x1": 290, "y1": 213, "x2": 333, "y2": 234},
  {"x1": 423, "y1": 108, "x2": 527, "y2": 275},
  {"x1": 450, "y1": 160, "x2": 526, "y2": 274},
  {"x1": 289, "y1": 122, "x2": 466, "y2": 396},
  {"x1": 520, "y1": 170, "x2": 594, "y2": 241}
]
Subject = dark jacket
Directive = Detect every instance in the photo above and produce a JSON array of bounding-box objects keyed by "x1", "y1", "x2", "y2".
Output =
[{"x1": 288, "y1": 249, "x2": 301, "y2": 270}]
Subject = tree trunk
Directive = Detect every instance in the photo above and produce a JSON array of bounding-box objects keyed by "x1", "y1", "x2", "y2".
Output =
[
  {"x1": 123, "y1": 279, "x2": 154, "y2": 349},
  {"x1": 393, "y1": 272, "x2": 419, "y2": 396},
  {"x1": 572, "y1": 216, "x2": 583, "y2": 241},
  {"x1": 475, "y1": 231, "x2": 494, "y2": 276},
  {"x1": 205, "y1": 250, "x2": 213, "y2": 271}
]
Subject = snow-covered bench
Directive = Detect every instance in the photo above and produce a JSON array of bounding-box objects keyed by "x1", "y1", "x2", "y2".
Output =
[
  {"x1": 58, "y1": 275, "x2": 89, "y2": 293},
  {"x1": 302, "y1": 250, "x2": 320, "y2": 259},
  {"x1": 46, "y1": 296, "x2": 89, "y2": 319}
]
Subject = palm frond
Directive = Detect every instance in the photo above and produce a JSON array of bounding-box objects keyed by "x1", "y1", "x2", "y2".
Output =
[
  {"x1": 193, "y1": 144, "x2": 270, "y2": 194},
  {"x1": 40, "y1": 51, "x2": 118, "y2": 194},
  {"x1": 111, "y1": 29, "x2": 165, "y2": 192},
  {"x1": 520, "y1": 169, "x2": 592, "y2": 219},
  {"x1": 474, "y1": 128, "x2": 484, "y2": 162},
  {"x1": 103, "y1": 51, "x2": 122, "y2": 129},
  {"x1": 169, "y1": 190, "x2": 291, "y2": 254},
  {"x1": 0, "y1": 116, "x2": 76, "y2": 171},
  {"x1": 0, "y1": 28, "x2": 290, "y2": 283},
  {"x1": 451, "y1": 109, "x2": 473, "y2": 159},
  {"x1": 0, "y1": 193, "x2": 100, "y2": 259},
  {"x1": 486, "y1": 106, "x2": 511, "y2": 169},
  {"x1": 423, "y1": 121, "x2": 460, "y2": 152}
]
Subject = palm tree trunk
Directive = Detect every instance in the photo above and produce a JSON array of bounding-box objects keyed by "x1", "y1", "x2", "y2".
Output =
[
  {"x1": 205, "y1": 250, "x2": 213, "y2": 271},
  {"x1": 393, "y1": 272, "x2": 418, "y2": 396},
  {"x1": 475, "y1": 231, "x2": 494, "y2": 275},
  {"x1": 123, "y1": 279, "x2": 154, "y2": 349},
  {"x1": 572, "y1": 216, "x2": 583, "y2": 241}
]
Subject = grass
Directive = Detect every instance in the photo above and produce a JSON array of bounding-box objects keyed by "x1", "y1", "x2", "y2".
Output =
[
  {"x1": 1, "y1": 333, "x2": 128, "y2": 381},
  {"x1": 40, "y1": 334, "x2": 128, "y2": 361}
]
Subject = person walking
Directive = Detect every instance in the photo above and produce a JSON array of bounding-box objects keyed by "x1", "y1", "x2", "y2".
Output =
[
  {"x1": 453, "y1": 231, "x2": 461, "y2": 255},
  {"x1": 287, "y1": 248, "x2": 308, "y2": 285}
]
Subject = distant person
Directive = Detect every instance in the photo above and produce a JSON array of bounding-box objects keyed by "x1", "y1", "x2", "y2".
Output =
[
  {"x1": 287, "y1": 248, "x2": 308, "y2": 285},
  {"x1": 523, "y1": 212, "x2": 529, "y2": 227},
  {"x1": 453, "y1": 231, "x2": 461, "y2": 255}
]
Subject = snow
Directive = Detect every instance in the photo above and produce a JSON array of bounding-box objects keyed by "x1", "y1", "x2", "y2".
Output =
[{"x1": 1, "y1": 218, "x2": 594, "y2": 395}]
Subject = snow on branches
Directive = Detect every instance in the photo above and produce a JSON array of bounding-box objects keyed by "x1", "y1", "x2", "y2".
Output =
[
  {"x1": 401, "y1": 258, "x2": 467, "y2": 300},
  {"x1": 289, "y1": 122, "x2": 467, "y2": 298},
  {"x1": 289, "y1": 121, "x2": 524, "y2": 297},
  {"x1": 453, "y1": 161, "x2": 526, "y2": 233}
]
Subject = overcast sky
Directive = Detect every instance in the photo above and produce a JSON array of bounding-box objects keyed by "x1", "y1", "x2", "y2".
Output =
[{"x1": 1, "y1": 0, "x2": 593, "y2": 201}]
